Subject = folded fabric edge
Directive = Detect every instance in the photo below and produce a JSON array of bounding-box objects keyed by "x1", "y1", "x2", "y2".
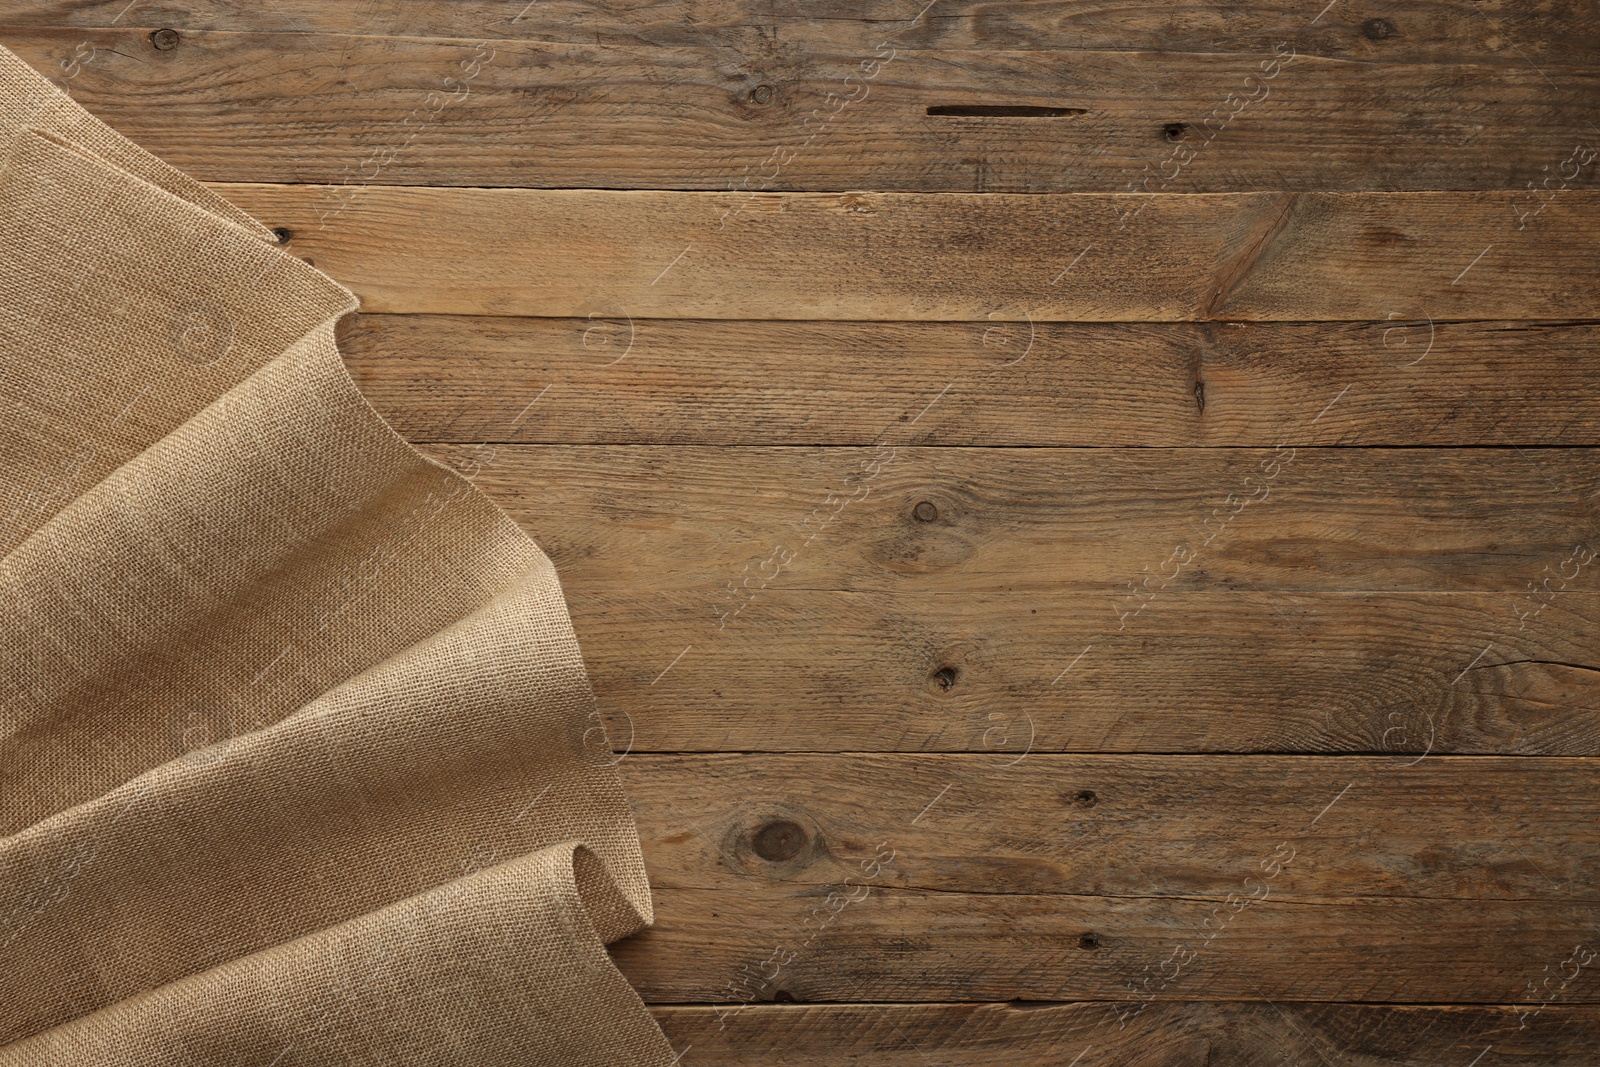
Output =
[
  {"x1": 2, "y1": 548, "x2": 651, "y2": 928},
  {"x1": 0, "y1": 123, "x2": 357, "y2": 563},
  {"x1": 0, "y1": 842, "x2": 678, "y2": 1067},
  {"x1": 0, "y1": 43, "x2": 279, "y2": 243},
  {"x1": 0, "y1": 121, "x2": 639, "y2": 836},
  {"x1": 0, "y1": 541, "x2": 656, "y2": 1047},
  {"x1": 0, "y1": 35, "x2": 670, "y2": 1067}
]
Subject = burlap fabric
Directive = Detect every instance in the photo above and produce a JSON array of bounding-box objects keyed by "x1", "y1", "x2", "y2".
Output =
[{"x1": 0, "y1": 43, "x2": 675, "y2": 1065}]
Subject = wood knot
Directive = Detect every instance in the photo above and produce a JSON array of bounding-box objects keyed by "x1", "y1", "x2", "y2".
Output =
[
  {"x1": 1072, "y1": 789, "x2": 1098, "y2": 808},
  {"x1": 1079, "y1": 931, "x2": 1101, "y2": 950},
  {"x1": 773, "y1": 989, "x2": 798, "y2": 1003},
  {"x1": 749, "y1": 84, "x2": 774, "y2": 105},
  {"x1": 1361, "y1": 17, "x2": 1396, "y2": 39},
  {"x1": 1162, "y1": 122, "x2": 1189, "y2": 141},
  {"x1": 752, "y1": 820, "x2": 807, "y2": 862},
  {"x1": 913, "y1": 500, "x2": 939, "y2": 523},
  {"x1": 149, "y1": 28, "x2": 181, "y2": 51},
  {"x1": 271, "y1": 227, "x2": 293, "y2": 245},
  {"x1": 933, "y1": 666, "x2": 958, "y2": 690}
]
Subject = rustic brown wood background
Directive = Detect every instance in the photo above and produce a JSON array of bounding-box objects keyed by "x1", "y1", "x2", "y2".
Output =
[{"x1": 7, "y1": 0, "x2": 1599, "y2": 1061}]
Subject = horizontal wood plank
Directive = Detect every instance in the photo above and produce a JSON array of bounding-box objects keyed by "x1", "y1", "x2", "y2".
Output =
[
  {"x1": 214, "y1": 185, "x2": 1600, "y2": 321},
  {"x1": 626, "y1": 757, "x2": 1580, "y2": 1006},
  {"x1": 624, "y1": 755, "x2": 1600, "y2": 902},
  {"x1": 7, "y1": 26, "x2": 1594, "y2": 191},
  {"x1": 343, "y1": 316, "x2": 1600, "y2": 446},
  {"x1": 617, "y1": 885, "x2": 1598, "y2": 1002},
  {"x1": 651, "y1": 1002, "x2": 1600, "y2": 1064},
  {"x1": 419, "y1": 445, "x2": 1600, "y2": 753},
  {"x1": 571, "y1": 590, "x2": 1600, "y2": 754},
  {"x1": 449, "y1": 446, "x2": 1600, "y2": 595},
  {"x1": 7, "y1": 0, "x2": 1597, "y2": 64}
]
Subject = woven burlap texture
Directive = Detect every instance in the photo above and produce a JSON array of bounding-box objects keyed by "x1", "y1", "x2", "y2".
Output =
[{"x1": 0, "y1": 43, "x2": 676, "y2": 1066}]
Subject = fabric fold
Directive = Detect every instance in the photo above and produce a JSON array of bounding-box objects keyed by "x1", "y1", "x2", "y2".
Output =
[
  {"x1": 0, "y1": 41, "x2": 673, "y2": 1065},
  {"x1": 0, "y1": 47, "x2": 277, "y2": 242},
  {"x1": 0, "y1": 843, "x2": 671, "y2": 1067}
]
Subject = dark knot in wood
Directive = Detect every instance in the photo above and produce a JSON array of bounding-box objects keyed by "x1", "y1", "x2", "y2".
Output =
[{"x1": 752, "y1": 819, "x2": 807, "y2": 861}]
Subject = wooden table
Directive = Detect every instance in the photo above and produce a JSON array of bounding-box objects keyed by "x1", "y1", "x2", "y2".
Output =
[{"x1": 8, "y1": 1, "x2": 1598, "y2": 1061}]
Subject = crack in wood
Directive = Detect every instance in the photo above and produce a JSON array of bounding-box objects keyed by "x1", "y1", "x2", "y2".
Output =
[{"x1": 926, "y1": 104, "x2": 1087, "y2": 117}]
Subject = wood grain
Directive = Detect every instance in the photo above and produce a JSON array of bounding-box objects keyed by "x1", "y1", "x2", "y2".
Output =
[
  {"x1": 567, "y1": 590, "x2": 1600, "y2": 754},
  {"x1": 445, "y1": 446, "x2": 1600, "y2": 595},
  {"x1": 7, "y1": 0, "x2": 1596, "y2": 1041},
  {"x1": 213, "y1": 185, "x2": 1600, "y2": 321},
  {"x1": 624, "y1": 755, "x2": 1600, "y2": 902},
  {"x1": 8, "y1": 0, "x2": 1598, "y2": 69},
  {"x1": 7, "y1": 25, "x2": 1594, "y2": 192},
  {"x1": 426, "y1": 444, "x2": 1600, "y2": 753},
  {"x1": 617, "y1": 884, "x2": 1597, "y2": 1002},
  {"x1": 652, "y1": 1002, "x2": 1600, "y2": 1065},
  {"x1": 343, "y1": 316, "x2": 1600, "y2": 446}
]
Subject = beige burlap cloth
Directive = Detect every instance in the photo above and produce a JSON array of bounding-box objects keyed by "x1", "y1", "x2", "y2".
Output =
[{"x1": 0, "y1": 43, "x2": 675, "y2": 1065}]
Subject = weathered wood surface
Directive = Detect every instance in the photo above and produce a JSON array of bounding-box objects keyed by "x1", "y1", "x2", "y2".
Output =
[
  {"x1": 215, "y1": 185, "x2": 1600, "y2": 321},
  {"x1": 12, "y1": 0, "x2": 1600, "y2": 68},
  {"x1": 652, "y1": 1002, "x2": 1600, "y2": 1065},
  {"x1": 6, "y1": 25, "x2": 1596, "y2": 191},
  {"x1": 445, "y1": 446, "x2": 1600, "y2": 595},
  {"x1": 344, "y1": 315, "x2": 1600, "y2": 446},
  {"x1": 428, "y1": 444, "x2": 1600, "y2": 753},
  {"x1": 8, "y1": 0, "x2": 1600, "y2": 1050},
  {"x1": 628, "y1": 752, "x2": 1568, "y2": 1012},
  {"x1": 625, "y1": 755, "x2": 1599, "y2": 901},
  {"x1": 618, "y1": 884, "x2": 1598, "y2": 1002},
  {"x1": 9, "y1": 0, "x2": 1599, "y2": 68},
  {"x1": 567, "y1": 590, "x2": 1600, "y2": 754}
]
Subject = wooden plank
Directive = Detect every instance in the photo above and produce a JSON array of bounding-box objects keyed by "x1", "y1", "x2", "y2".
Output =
[
  {"x1": 617, "y1": 887, "x2": 1598, "y2": 1003},
  {"x1": 447, "y1": 446, "x2": 1600, "y2": 595},
  {"x1": 7, "y1": 29, "x2": 1596, "y2": 192},
  {"x1": 630, "y1": 757, "x2": 1581, "y2": 1006},
  {"x1": 765, "y1": 0, "x2": 1600, "y2": 69},
  {"x1": 424, "y1": 444, "x2": 1600, "y2": 753},
  {"x1": 8, "y1": 0, "x2": 1596, "y2": 68},
  {"x1": 463, "y1": 444, "x2": 1600, "y2": 753},
  {"x1": 342, "y1": 316, "x2": 1600, "y2": 446},
  {"x1": 212, "y1": 185, "x2": 1600, "y2": 321},
  {"x1": 570, "y1": 590, "x2": 1600, "y2": 755},
  {"x1": 624, "y1": 755, "x2": 1600, "y2": 901},
  {"x1": 652, "y1": 1002, "x2": 1600, "y2": 1064}
]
